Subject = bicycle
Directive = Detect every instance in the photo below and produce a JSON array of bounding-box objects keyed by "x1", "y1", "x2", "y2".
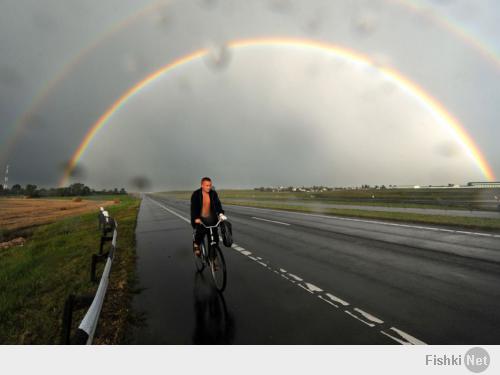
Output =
[{"x1": 193, "y1": 219, "x2": 227, "y2": 292}]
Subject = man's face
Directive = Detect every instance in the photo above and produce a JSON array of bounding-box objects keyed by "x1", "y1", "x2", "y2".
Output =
[{"x1": 201, "y1": 180, "x2": 212, "y2": 193}]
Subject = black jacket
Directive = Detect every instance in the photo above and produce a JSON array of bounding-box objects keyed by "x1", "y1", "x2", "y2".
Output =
[{"x1": 190, "y1": 188, "x2": 224, "y2": 228}]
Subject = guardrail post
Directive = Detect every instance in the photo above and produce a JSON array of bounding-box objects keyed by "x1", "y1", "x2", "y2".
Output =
[
  {"x1": 60, "y1": 294, "x2": 75, "y2": 344},
  {"x1": 99, "y1": 217, "x2": 115, "y2": 254},
  {"x1": 60, "y1": 294, "x2": 94, "y2": 344}
]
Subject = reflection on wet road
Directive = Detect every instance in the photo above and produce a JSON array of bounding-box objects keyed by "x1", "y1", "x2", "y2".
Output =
[{"x1": 192, "y1": 272, "x2": 235, "y2": 344}]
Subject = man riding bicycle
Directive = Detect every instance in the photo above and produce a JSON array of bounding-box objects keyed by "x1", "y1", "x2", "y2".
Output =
[{"x1": 191, "y1": 177, "x2": 227, "y2": 256}]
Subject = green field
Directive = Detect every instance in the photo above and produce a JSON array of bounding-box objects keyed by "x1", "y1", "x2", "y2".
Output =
[
  {"x1": 0, "y1": 195, "x2": 140, "y2": 344},
  {"x1": 161, "y1": 188, "x2": 500, "y2": 210},
  {"x1": 157, "y1": 189, "x2": 500, "y2": 232}
]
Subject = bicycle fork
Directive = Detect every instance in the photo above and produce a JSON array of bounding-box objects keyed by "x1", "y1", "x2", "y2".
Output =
[{"x1": 208, "y1": 227, "x2": 216, "y2": 259}]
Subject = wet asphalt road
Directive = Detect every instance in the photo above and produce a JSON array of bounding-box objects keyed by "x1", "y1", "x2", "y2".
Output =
[{"x1": 130, "y1": 194, "x2": 500, "y2": 344}]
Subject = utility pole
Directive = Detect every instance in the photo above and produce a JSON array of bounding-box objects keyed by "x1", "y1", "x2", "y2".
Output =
[{"x1": 3, "y1": 164, "x2": 8, "y2": 189}]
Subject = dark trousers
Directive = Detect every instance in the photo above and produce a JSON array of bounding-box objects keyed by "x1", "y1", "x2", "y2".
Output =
[{"x1": 193, "y1": 214, "x2": 219, "y2": 245}]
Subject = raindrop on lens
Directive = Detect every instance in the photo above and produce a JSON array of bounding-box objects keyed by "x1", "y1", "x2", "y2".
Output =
[{"x1": 204, "y1": 43, "x2": 231, "y2": 71}]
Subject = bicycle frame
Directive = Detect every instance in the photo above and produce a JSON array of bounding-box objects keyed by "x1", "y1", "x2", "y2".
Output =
[{"x1": 199, "y1": 219, "x2": 223, "y2": 254}]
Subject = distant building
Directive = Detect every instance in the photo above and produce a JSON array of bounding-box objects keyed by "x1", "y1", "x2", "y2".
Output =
[
  {"x1": 388, "y1": 185, "x2": 421, "y2": 189},
  {"x1": 467, "y1": 182, "x2": 500, "y2": 188}
]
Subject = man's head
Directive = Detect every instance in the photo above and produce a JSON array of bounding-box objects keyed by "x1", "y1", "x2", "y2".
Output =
[{"x1": 200, "y1": 177, "x2": 212, "y2": 193}]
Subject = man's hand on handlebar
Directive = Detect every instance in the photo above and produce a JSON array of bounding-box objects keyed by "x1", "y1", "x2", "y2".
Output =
[{"x1": 194, "y1": 215, "x2": 226, "y2": 226}]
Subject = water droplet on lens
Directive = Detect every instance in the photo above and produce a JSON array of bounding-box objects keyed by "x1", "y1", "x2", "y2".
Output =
[
  {"x1": 197, "y1": 0, "x2": 218, "y2": 10},
  {"x1": 268, "y1": 0, "x2": 292, "y2": 14},
  {"x1": 154, "y1": 6, "x2": 173, "y2": 31},
  {"x1": 60, "y1": 161, "x2": 87, "y2": 179},
  {"x1": 204, "y1": 43, "x2": 231, "y2": 72},
  {"x1": 304, "y1": 12, "x2": 324, "y2": 34},
  {"x1": 129, "y1": 176, "x2": 152, "y2": 191},
  {"x1": 351, "y1": 10, "x2": 377, "y2": 36}
]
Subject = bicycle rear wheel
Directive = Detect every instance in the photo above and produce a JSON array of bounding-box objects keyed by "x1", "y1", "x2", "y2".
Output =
[
  {"x1": 194, "y1": 241, "x2": 205, "y2": 272},
  {"x1": 209, "y1": 245, "x2": 227, "y2": 292}
]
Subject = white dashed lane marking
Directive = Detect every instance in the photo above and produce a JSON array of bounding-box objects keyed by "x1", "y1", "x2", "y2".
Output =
[
  {"x1": 288, "y1": 273, "x2": 303, "y2": 282},
  {"x1": 381, "y1": 327, "x2": 427, "y2": 345},
  {"x1": 251, "y1": 216, "x2": 291, "y2": 226},
  {"x1": 325, "y1": 293, "x2": 349, "y2": 306},
  {"x1": 354, "y1": 307, "x2": 384, "y2": 324},
  {"x1": 148, "y1": 196, "x2": 427, "y2": 345}
]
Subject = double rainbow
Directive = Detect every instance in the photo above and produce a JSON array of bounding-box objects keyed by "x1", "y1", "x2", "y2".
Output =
[
  {"x1": 3, "y1": 0, "x2": 500, "y2": 173},
  {"x1": 59, "y1": 37, "x2": 496, "y2": 186}
]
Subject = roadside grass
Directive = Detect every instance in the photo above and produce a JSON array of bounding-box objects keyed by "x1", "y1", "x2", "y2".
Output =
[
  {"x1": 221, "y1": 198, "x2": 474, "y2": 210},
  {"x1": 0, "y1": 195, "x2": 140, "y2": 344},
  {"x1": 221, "y1": 200, "x2": 500, "y2": 232}
]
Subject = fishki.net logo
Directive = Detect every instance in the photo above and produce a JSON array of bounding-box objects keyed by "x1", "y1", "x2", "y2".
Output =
[{"x1": 425, "y1": 347, "x2": 490, "y2": 373}]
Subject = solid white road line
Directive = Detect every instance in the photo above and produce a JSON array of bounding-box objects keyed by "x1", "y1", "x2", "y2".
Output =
[
  {"x1": 228, "y1": 204, "x2": 500, "y2": 238},
  {"x1": 150, "y1": 199, "x2": 190, "y2": 224},
  {"x1": 148, "y1": 196, "x2": 427, "y2": 345},
  {"x1": 251, "y1": 216, "x2": 291, "y2": 226}
]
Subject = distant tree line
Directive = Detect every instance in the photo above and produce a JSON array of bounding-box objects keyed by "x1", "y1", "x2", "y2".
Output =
[{"x1": 0, "y1": 183, "x2": 127, "y2": 198}]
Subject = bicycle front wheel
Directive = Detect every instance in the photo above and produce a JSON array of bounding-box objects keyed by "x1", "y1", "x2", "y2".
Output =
[{"x1": 209, "y1": 245, "x2": 227, "y2": 292}]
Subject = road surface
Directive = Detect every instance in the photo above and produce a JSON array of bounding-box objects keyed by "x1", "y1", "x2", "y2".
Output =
[{"x1": 130, "y1": 194, "x2": 500, "y2": 344}]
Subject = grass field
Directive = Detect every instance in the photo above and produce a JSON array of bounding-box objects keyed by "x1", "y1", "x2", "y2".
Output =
[
  {"x1": 43, "y1": 194, "x2": 128, "y2": 201},
  {"x1": 0, "y1": 197, "x2": 118, "y2": 234},
  {"x1": 161, "y1": 188, "x2": 500, "y2": 210},
  {"x1": 0, "y1": 195, "x2": 140, "y2": 344},
  {"x1": 157, "y1": 189, "x2": 500, "y2": 232}
]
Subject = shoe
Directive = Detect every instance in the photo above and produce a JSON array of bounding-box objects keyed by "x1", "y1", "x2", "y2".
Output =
[{"x1": 193, "y1": 243, "x2": 201, "y2": 257}]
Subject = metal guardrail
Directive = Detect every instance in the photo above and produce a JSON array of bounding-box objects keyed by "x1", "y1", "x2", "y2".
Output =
[{"x1": 60, "y1": 207, "x2": 118, "y2": 344}]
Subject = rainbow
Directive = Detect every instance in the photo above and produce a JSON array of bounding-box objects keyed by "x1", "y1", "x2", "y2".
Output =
[
  {"x1": 0, "y1": 0, "x2": 170, "y2": 166},
  {"x1": 400, "y1": 0, "x2": 500, "y2": 69},
  {"x1": 59, "y1": 37, "x2": 496, "y2": 186},
  {"x1": 3, "y1": 0, "x2": 500, "y2": 171}
]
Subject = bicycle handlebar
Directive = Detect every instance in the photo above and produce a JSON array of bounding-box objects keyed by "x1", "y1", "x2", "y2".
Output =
[{"x1": 198, "y1": 218, "x2": 224, "y2": 229}]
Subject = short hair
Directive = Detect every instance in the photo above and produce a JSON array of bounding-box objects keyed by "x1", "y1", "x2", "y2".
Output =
[{"x1": 201, "y1": 177, "x2": 212, "y2": 183}]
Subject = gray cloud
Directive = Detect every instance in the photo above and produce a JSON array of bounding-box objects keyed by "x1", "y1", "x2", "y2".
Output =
[{"x1": 1, "y1": 0, "x2": 499, "y2": 189}]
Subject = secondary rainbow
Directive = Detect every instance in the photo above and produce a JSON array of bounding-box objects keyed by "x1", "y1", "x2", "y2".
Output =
[
  {"x1": 0, "y1": 0, "x2": 170, "y2": 166},
  {"x1": 60, "y1": 37, "x2": 496, "y2": 186},
  {"x1": 400, "y1": 0, "x2": 500, "y2": 68}
]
